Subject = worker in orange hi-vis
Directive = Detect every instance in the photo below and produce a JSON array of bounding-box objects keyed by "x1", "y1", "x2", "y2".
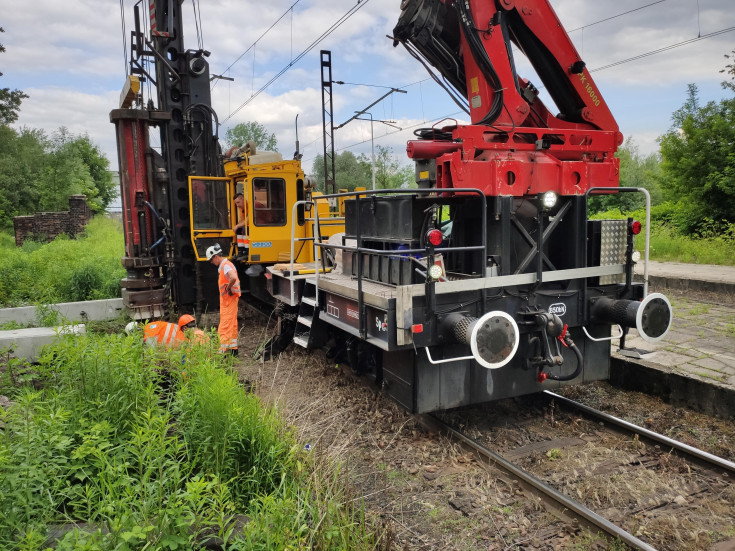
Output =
[
  {"x1": 177, "y1": 314, "x2": 209, "y2": 345},
  {"x1": 126, "y1": 315, "x2": 208, "y2": 348},
  {"x1": 233, "y1": 192, "x2": 249, "y2": 259},
  {"x1": 206, "y1": 243, "x2": 241, "y2": 355},
  {"x1": 141, "y1": 319, "x2": 185, "y2": 347}
]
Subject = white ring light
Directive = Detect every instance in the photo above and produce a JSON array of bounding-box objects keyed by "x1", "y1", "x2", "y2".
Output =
[
  {"x1": 470, "y1": 311, "x2": 520, "y2": 369},
  {"x1": 636, "y1": 292, "x2": 673, "y2": 343}
]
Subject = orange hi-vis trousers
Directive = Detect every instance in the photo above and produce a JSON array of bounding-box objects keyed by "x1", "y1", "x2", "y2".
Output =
[
  {"x1": 218, "y1": 259, "x2": 241, "y2": 352},
  {"x1": 218, "y1": 293, "x2": 239, "y2": 352}
]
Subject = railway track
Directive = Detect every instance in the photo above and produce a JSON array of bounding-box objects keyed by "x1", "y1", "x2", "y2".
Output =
[{"x1": 423, "y1": 393, "x2": 735, "y2": 550}]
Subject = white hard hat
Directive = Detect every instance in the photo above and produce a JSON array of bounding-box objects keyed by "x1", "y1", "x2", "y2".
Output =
[
  {"x1": 125, "y1": 321, "x2": 138, "y2": 334},
  {"x1": 205, "y1": 243, "x2": 223, "y2": 260}
]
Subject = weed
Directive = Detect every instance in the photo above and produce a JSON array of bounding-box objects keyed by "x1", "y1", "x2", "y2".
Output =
[
  {"x1": 0, "y1": 332, "x2": 385, "y2": 549},
  {"x1": 562, "y1": 530, "x2": 608, "y2": 550},
  {"x1": 546, "y1": 448, "x2": 562, "y2": 460},
  {"x1": 35, "y1": 303, "x2": 60, "y2": 327},
  {"x1": 688, "y1": 304, "x2": 709, "y2": 316},
  {"x1": 695, "y1": 371, "x2": 725, "y2": 382},
  {"x1": 387, "y1": 469, "x2": 405, "y2": 482},
  {"x1": 493, "y1": 505, "x2": 513, "y2": 515}
]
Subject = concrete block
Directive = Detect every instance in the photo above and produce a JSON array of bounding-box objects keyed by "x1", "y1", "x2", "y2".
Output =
[
  {"x1": 0, "y1": 325, "x2": 86, "y2": 362},
  {"x1": 0, "y1": 299, "x2": 124, "y2": 326}
]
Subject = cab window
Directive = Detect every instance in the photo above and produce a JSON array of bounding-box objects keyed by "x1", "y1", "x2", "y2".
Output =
[
  {"x1": 252, "y1": 178, "x2": 287, "y2": 226},
  {"x1": 191, "y1": 178, "x2": 230, "y2": 230}
]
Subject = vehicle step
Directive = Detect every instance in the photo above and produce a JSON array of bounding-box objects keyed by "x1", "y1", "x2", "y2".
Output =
[{"x1": 293, "y1": 335, "x2": 309, "y2": 348}]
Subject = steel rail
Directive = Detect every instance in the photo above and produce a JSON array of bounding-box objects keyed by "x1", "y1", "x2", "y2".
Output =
[
  {"x1": 425, "y1": 414, "x2": 658, "y2": 551},
  {"x1": 544, "y1": 391, "x2": 735, "y2": 474}
]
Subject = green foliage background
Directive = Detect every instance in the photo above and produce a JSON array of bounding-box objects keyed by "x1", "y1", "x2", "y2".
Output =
[
  {"x1": 657, "y1": 83, "x2": 735, "y2": 233},
  {"x1": 593, "y1": 202, "x2": 735, "y2": 266},
  {"x1": 0, "y1": 126, "x2": 117, "y2": 228},
  {"x1": 224, "y1": 121, "x2": 278, "y2": 151},
  {"x1": 311, "y1": 145, "x2": 415, "y2": 191},
  {"x1": 0, "y1": 217, "x2": 125, "y2": 307}
]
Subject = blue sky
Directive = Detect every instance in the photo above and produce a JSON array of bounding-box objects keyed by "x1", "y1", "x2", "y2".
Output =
[{"x1": 2, "y1": 0, "x2": 734, "y2": 175}]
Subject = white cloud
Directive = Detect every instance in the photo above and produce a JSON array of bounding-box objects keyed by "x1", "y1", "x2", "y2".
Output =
[
  {"x1": 3, "y1": 0, "x2": 734, "y2": 170},
  {"x1": 12, "y1": 87, "x2": 120, "y2": 161}
]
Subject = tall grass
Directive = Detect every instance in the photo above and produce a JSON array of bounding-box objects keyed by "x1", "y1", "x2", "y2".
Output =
[
  {"x1": 648, "y1": 224, "x2": 735, "y2": 265},
  {"x1": 0, "y1": 332, "x2": 386, "y2": 550},
  {"x1": 0, "y1": 216, "x2": 125, "y2": 307},
  {"x1": 592, "y1": 207, "x2": 735, "y2": 266}
]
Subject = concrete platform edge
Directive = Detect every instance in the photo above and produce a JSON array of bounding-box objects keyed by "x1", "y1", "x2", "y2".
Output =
[
  {"x1": 643, "y1": 274, "x2": 735, "y2": 297},
  {"x1": 610, "y1": 356, "x2": 735, "y2": 419}
]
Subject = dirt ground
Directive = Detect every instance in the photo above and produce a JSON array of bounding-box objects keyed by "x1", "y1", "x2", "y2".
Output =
[{"x1": 233, "y1": 308, "x2": 735, "y2": 551}]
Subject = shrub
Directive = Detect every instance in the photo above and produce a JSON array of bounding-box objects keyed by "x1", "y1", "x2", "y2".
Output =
[{"x1": 0, "y1": 217, "x2": 124, "y2": 307}]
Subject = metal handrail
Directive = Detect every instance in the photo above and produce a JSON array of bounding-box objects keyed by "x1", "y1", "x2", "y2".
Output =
[
  {"x1": 586, "y1": 187, "x2": 651, "y2": 295},
  {"x1": 288, "y1": 199, "x2": 319, "y2": 305},
  {"x1": 309, "y1": 187, "x2": 488, "y2": 339}
]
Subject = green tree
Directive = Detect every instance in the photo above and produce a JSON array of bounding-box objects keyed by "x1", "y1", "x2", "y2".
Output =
[
  {"x1": 721, "y1": 49, "x2": 735, "y2": 92},
  {"x1": 37, "y1": 128, "x2": 97, "y2": 212},
  {"x1": 0, "y1": 126, "x2": 47, "y2": 227},
  {"x1": 224, "y1": 121, "x2": 278, "y2": 151},
  {"x1": 589, "y1": 139, "x2": 662, "y2": 214},
  {"x1": 311, "y1": 151, "x2": 371, "y2": 191},
  {"x1": 68, "y1": 134, "x2": 116, "y2": 210},
  {"x1": 373, "y1": 145, "x2": 415, "y2": 189},
  {"x1": 0, "y1": 126, "x2": 116, "y2": 226},
  {"x1": 311, "y1": 146, "x2": 415, "y2": 191},
  {"x1": 0, "y1": 27, "x2": 29, "y2": 125},
  {"x1": 657, "y1": 83, "x2": 735, "y2": 232}
]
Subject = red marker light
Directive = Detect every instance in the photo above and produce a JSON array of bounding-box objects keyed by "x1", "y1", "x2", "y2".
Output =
[
  {"x1": 629, "y1": 220, "x2": 642, "y2": 235},
  {"x1": 411, "y1": 324, "x2": 424, "y2": 334},
  {"x1": 426, "y1": 228, "x2": 443, "y2": 247}
]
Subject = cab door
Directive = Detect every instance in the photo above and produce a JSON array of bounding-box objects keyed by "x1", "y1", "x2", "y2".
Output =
[
  {"x1": 188, "y1": 176, "x2": 236, "y2": 261},
  {"x1": 247, "y1": 176, "x2": 292, "y2": 263}
]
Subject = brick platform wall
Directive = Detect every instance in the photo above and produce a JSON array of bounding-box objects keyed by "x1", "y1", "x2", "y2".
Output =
[{"x1": 13, "y1": 195, "x2": 93, "y2": 246}]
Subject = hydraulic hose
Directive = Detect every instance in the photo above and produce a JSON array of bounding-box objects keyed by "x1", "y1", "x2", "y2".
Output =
[
  {"x1": 456, "y1": 0, "x2": 504, "y2": 125},
  {"x1": 543, "y1": 335, "x2": 583, "y2": 382}
]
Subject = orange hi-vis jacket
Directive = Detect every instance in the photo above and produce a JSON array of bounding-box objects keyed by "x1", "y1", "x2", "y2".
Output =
[
  {"x1": 143, "y1": 321, "x2": 186, "y2": 348},
  {"x1": 218, "y1": 258, "x2": 241, "y2": 298},
  {"x1": 218, "y1": 258, "x2": 241, "y2": 351}
]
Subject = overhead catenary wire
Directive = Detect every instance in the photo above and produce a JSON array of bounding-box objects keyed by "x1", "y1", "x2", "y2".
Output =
[
  {"x1": 192, "y1": 0, "x2": 205, "y2": 50},
  {"x1": 299, "y1": 18, "x2": 735, "y2": 168},
  {"x1": 221, "y1": 0, "x2": 373, "y2": 124},
  {"x1": 300, "y1": 110, "x2": 467, "y2": 169},
  {"x1": 120, "y1": 0, "x2": 128, "y2": 79},
  {"x1": 566, "y1": 0, "x2": 667, "y2": 33},
  {"x1": 217, "y1": 0, "x2": 732, "y2": 170},
  {"x1": 590, "y1": 26, "x2": 735, "y2": 72},
  {"x1": 211, "y1": 0, "x2": 304, "y2": 90}
]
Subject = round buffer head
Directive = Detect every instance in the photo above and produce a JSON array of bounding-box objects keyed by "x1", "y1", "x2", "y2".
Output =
[
  {"x1": 636, "y1": 292, "x2": 673, "y2": 343},
  {"x1": 470, "y1": 311, "x2": 520, "y2": 369}
]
